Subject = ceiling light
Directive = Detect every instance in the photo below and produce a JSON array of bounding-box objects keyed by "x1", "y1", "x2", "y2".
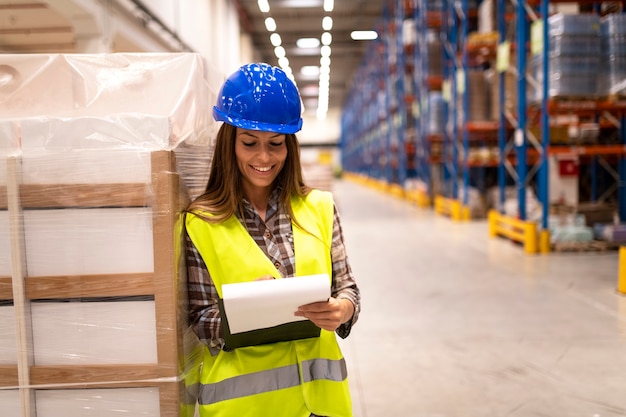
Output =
[
  {"x1": 301, "y1": 66, "x2": 320, "y2": 77},
  {"x1": 270, "y1": 33, "x2": 282, "y2": 46},
  {"x1": 323, "y1": 0, "x2": 334, "y2": 12},
  {"x1": 297, "y1": 38, "x2": 320, "y2": 48},
  {"x1": 320, "y1": 56, "x2": 330, "y2": 67},
  {"x1": 320, "y1": 45, "x2": 331, "y2": 57},
  {"x1": 274, "y1": 46, "x2": 286, "y2": 58},
  {"x1": 321, "y1": 32, "x2": 332, "y2": 46},
  {"x1": 322, "y1": 16, "x2": 333, "y2": 31},
  {"x1": 351, "y1": 30, "x2": 378, "y2": 40},
  {"x1": 257, "y1": 0, "x2": 270, "y2": 13},
  {"x1": 278, "y1": 57, "x2": 290, "y2": 68},
  {"x1": 264, "y1": 17, "x2": 276, "y2": 32}
]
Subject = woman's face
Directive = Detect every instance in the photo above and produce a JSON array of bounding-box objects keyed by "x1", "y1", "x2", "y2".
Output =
[{"x1": 235, "y1": 128, "x2": 287, "y2": 195}]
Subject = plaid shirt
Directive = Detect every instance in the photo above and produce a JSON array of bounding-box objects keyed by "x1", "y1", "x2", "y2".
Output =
[{"x1": 185, "y1": 188, "x2": 361, "y2": 352}]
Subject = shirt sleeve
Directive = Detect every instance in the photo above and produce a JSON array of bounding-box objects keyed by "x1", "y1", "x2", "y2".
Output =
[
  {"x1": 185, "y1": 232, "x2": 225, "y2": 353},
  {"x1": 330, "y1": 204, "x2": 361, "y2": 339}
]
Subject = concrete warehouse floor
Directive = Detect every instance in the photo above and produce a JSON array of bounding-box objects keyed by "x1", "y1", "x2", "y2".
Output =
[{"x1": 333, "y1": 179, "x2": 626, "y2": 417}]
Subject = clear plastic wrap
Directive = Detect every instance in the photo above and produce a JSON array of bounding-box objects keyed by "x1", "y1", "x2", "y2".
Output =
[
  {"x1": 531, "y1": 14, "x2": 604, "y2": 101},
  {"x1": 0, "y1": 53, "x2": 218, "y2": 417},
  {"x1": 548, "y1": 13, "x2": 601, "y2": 37},
  {"x1": 602, "y1": 15, "x2": 626, "y2": 96}
]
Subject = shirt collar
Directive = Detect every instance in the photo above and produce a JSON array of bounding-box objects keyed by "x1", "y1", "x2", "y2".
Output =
[{"x1": 241, "y1": 186, "x2": 282, "y2": 216}]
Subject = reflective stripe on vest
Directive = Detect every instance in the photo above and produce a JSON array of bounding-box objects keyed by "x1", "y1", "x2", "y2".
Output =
[{"x1": 198, "y1": 358, "x2": 347, "y2": 405}]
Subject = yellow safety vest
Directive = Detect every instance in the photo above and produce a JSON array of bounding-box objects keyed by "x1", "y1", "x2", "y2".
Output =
[{"x1": 185, "y1": 190, "x2": 353, "y2": 417}]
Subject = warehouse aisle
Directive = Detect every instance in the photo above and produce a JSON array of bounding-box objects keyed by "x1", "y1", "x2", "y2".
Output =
[{"x1": 331, "y1": 179, "x2": 626, "y2": 417}]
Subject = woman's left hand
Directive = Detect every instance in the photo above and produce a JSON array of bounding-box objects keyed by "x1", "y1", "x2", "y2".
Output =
[{"x1": 295, "y1": 297, "x2": 354, "y2": 331}]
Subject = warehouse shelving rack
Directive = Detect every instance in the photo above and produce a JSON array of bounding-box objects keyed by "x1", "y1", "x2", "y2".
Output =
[
  {"x1": 440, "y1": 0, "x2": 461, "y2": 204},
  {"x1": 340, "y1": 36, "x2": 387, "y2": 182},
  {"x1": 489, "y1": 0, "x2": 626, "y2": 253},
  {"x1": 435, "y1": 0, "x2": 497, "y2": 221},
  {"x1": 342, "y1": 0, "x2": 465, "y2": 205},
  {"x1": 341, "y1": 0, "x2": 421, "y2": 198},
  {"x1": 385, "y1": 0, "x2": 410, "y2": 187},
  {"x1": 408, "y1": 0, "x2": 446, "y2": 206}
]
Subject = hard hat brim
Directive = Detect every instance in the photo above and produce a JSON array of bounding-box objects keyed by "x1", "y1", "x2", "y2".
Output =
[{"x1": 213, "y1": 107, "x2": 303, "y2": 134}]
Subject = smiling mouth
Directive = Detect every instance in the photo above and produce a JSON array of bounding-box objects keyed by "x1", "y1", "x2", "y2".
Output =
[{"x1": 251, "y1": 165, "x2": 273, "y2": 172}]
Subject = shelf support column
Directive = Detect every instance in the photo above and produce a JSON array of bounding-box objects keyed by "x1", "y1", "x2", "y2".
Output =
[{"x1": 515, "y1": 0, "x2": 528, "y2": 220}]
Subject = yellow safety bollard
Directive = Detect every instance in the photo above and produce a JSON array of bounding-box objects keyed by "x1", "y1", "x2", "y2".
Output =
[
  {"x1": 523, "y1": 221, "x2": 538, "y2": 254},
  {"x1": 462, "y1": 206, "x2": 471, "y2": 221},
  {"x1": 451, "y1": 200, "x2": 461, "y2": 221},
  {"x1": 618, "y1": 247, "x2": 626, "y2": 295},
  {"x1": 539, "y1": 230, "x2": 551, "y2": 254},
  {"x1": 488, "y1": 210, "x2": 498, "y2": 237}
]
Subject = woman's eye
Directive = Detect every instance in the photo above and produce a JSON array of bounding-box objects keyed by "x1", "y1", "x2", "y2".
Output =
[
  {"x1": 270, "y1": 142, "x2": 284, "y2": 147},
  {"x1": 242, "y1": 142, "x2": 256, "y2": 147}
]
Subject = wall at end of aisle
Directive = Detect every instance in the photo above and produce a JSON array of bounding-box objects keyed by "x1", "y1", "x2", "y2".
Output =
[{"x1": 299, "y1": 108, "x2": 341, "y2": 146}]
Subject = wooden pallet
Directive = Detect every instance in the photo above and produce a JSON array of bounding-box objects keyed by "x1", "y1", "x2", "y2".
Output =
[
  {"x1": 1, "y1": 150, "x2": 199, "y2": 417},
  {"x1": 552, "y1": 240, "x2": 621, "y2": 253}
]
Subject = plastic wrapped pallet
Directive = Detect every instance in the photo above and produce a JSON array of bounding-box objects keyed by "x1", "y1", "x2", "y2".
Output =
[
  {"x1": 602, "y1": 14, "x2": 626, "y2": 96},
  {"x1": 0, "y1": 53, "x2": 220, "y2": 417},
  {"x1": 530, "y1": 13, "x2": 602, "y2": 101}
]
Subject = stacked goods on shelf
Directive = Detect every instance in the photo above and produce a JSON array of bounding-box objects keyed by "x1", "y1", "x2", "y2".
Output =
[
  {"x1": 0, "y1": 53, "x2": 218, "y2": 417},
  {"x1": 426, "y1": 0, "x2": 479, "y2": 11},
  {"x1": 473, "y1": 0, "x2": 517, "y2": 121},
  {"x1": 530, "y1": 13, "x2": 602, "y2": 101},
  {"x1": 426, "y1": 29, "x2": 443, "y2": 77},
  {"x1": 427, "y1": 0, "x2": 443, "y2": 10},
  {"x1": 602, "y1": 14, "x2": 626, "y2": 97},
  {"x1": 428, "y1": 92, "x2": 445, "y2": 135},
  {"x1": 486, "y1": 64, "x2": 517, "y2": 122},
  {"x1": 467, "y1": 69, "x2": 490, "y2": 122}
]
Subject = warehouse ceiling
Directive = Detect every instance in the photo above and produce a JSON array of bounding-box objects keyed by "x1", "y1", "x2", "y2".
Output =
[
  {"x1": 0, "y1": 1, "x2": 80, "y2": 53},
  {"x1": 235, "y1": 0, "x2": 386, "y2": 114},
  {"x1": 0, "y1": 0, "x2": 386, "y2": 114}
]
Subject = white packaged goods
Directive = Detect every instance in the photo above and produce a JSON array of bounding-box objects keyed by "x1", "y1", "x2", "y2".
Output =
[
  {"x1": 0, "y1": 53, "x2": 217, "y2": 417},
  {"x1": 0, "y1": 212, "x2": 9, "y2": 277},
  {"x1": 36, "y1": 388, "x2": 161, "y2": 417},
  {"x1": 31, "y1": 301, "x2": 158, "y2": 365},
  {"x1": 0, "y1": 306, "x2": 17, "y2": 364}
]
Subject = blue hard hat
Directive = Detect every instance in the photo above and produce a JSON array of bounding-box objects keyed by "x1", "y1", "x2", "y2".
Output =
[{"x1": 213, "y1": 63, "x2": 303, "y2": 134}]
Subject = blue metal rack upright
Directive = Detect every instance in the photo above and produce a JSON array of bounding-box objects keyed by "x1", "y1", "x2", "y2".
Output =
[
  {"x1": 341, "y1": 0, "x2": 424, "y2": 195},
  {"x1": 413, "y1": 0, "x2": 433, "y2": 201},
  {"x1": 441, "y1": 0, "x2": 460, "y2": 201}
]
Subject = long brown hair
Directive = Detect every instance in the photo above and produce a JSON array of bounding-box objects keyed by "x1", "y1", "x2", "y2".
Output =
[{"x1": 186, "y1": 123, "x2": 311, "y2": 224}]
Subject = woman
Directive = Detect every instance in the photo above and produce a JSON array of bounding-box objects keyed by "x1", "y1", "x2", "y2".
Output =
[{"x1": 184, "y1": 63, "x2": 361, "y2": 417}]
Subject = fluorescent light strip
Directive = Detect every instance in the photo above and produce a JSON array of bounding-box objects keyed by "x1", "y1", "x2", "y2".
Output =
[
  {"x1": 321, "y1": 32, "x2": 332, "y2": 45},
  {"x1": 351, "y1": 30, "x2": 378, "y2": 40},
  {"x1": 297, "y1": 38, "x2": 320, "y2": 48},
  {"x1": 257, "y1": 0, "x2": 270, "y2": 13},
  {"x1": 322, "y1": 16, "x2": 333, "y2": 31},
  {"x1": 316, "y1": 9, "x2": 334, "y2": 120},
  {"x1": 265, "y1": 17, "x2": 276, "y2": 32},
  {"x1": 260, "y1": 3, "x2": 297, "y2": 97}
]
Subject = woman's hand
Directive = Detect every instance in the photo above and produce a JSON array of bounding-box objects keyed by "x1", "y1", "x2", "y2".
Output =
[
  {"x1": 295, "y1": 297, "x2": 354, "y2": 332},
  {"x1": 255, "y1": 275, "x2": 276, "y2": 281}
]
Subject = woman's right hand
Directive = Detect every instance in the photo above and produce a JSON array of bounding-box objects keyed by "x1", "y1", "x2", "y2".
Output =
[{"x1": 255, "y1": 275, "x2": 276, "y2": 281}]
